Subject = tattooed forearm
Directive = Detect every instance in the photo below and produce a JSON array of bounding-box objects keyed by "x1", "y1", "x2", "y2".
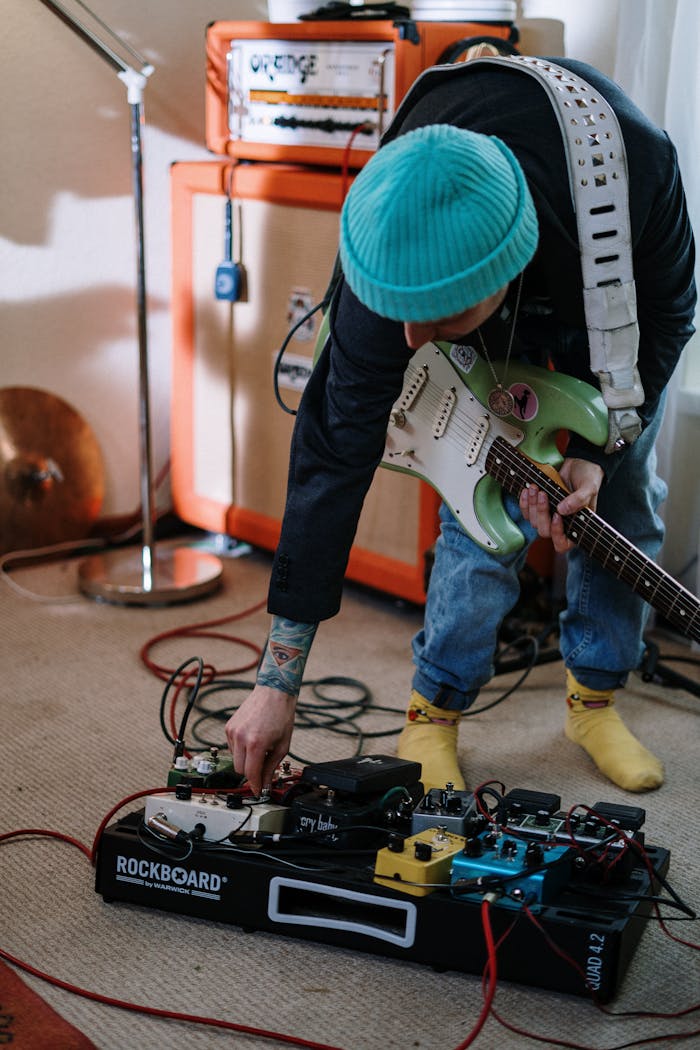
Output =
[{"x1": 256, "y1": 616, "x2": 318, "y2": 697}]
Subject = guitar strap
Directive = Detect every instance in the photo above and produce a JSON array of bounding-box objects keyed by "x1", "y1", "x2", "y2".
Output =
[{"x1": 385, "y1": 55, "x2": 645, "y2": 453}]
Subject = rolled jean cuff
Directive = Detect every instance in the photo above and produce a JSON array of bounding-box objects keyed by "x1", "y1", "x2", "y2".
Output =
[
  {"x1": 411, "y1": 669, "x2": 478, "y2": 712},
  {"x1": 564, "y1": 662, "x2": 628, "y2": 694}
]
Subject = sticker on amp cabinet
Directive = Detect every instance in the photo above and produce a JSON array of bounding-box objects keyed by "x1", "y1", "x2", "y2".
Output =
[{"x1": 274, "y1": 351, "x2": 312, "y2": 392}]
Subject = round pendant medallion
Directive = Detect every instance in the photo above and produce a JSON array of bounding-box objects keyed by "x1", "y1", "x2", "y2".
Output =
[{"x1": 487, "y1": 386, "x2": 515, "y2": 416}]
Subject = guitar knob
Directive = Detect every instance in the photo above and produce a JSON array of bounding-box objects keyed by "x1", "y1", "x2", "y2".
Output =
[{"x1": 389, "y1": 409, "x2": 407, "y2": 429}]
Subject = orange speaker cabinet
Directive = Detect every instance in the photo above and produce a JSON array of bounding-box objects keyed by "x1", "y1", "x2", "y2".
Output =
[
  {"x1": 171, "y1": 159, "x2": 440, "y2": 604},
  {"x1": 205, "y1": 19, "x2": 514, "y2": 166}
]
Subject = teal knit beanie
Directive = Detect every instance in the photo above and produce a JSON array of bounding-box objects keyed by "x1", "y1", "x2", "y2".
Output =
[{"x1": 339, "y1": 124, "x2": 538, "y2": 322}]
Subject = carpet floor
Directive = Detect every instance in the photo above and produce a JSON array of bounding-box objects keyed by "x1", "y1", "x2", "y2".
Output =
[{"x1": 1, "y1": 541, "x2": 698, "y2": 1050}]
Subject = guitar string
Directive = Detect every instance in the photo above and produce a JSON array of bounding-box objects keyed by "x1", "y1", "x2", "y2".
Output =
[
  {"x1": 492, "y1": 443, "x2": 700, "y2": 622},
  {"x1": 393, "y1": 366, "x2": 699, "y2": 636},
  {"x1": 490, "y1": 441, "x2": 699, "y2": 635}
]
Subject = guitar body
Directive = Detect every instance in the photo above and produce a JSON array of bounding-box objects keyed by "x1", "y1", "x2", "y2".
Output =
[{"x1": 382, "y1": 342, "x2": 609, "y2": 554}]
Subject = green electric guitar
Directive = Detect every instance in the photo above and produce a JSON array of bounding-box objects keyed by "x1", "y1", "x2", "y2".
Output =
[{"x1": 381, "y1": 341, "x2": 700, "y2": 644}]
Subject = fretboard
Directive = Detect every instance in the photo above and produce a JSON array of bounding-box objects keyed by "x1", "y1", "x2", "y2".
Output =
[{"x1": 486, "y1": 436, "x2": 700, "y2": 643}]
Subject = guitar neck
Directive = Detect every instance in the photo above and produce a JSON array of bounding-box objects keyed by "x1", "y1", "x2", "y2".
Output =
[{"x1": 486, "y1": 436, "x2": 700, "y2": 644}]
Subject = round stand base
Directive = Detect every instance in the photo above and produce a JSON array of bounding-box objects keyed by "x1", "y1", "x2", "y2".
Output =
[{"x1": 78, "y1": 545, "x2": 223, "y2": 606}]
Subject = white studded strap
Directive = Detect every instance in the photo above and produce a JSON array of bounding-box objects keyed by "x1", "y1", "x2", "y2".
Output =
[{"x1": 462, "y1": 56, "x2": 645, "y2": 450}]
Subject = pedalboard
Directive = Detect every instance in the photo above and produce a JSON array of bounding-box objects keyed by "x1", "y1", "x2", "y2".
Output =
[{"x1": 95, "y1": 757, "x2": 671, "y2": 1002}]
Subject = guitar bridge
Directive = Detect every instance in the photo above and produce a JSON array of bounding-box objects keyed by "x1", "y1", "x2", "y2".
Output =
[{"x1": 465, "y1": 417, "x2": 489, "y2": 465}]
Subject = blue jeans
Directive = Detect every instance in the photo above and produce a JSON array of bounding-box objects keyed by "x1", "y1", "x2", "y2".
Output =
[{"x1": 411, "y1": 399, "x2": 668, "y2": 711}]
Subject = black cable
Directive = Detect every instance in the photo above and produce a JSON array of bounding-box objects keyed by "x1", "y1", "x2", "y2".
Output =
[
  {"x1": 181, "y1": 674, "x2": 397, "y2": 764},
  {"x1": 272, "y1": 298, "x2": 327, "y2": 416},
  {"x1": 158, "y1": 655, "x2": 206, "y2": 754},
  {"x1": 463, "y1": 635, "x2": 540, "y2": 716},
  {"x1": 567, "y1": 885, "x2": 698, "y2": 917},
  {"x1": 161, "y1": 620, "x2": 558, "y2": 766}
]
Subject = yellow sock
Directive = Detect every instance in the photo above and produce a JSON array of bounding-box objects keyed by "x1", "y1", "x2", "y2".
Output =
[
  {"x1": 564, "y1": 670, "x2": 663, "y2": 792},
  {"x1": 396, "y1": 690, "x2": 466, "y2": 792}
]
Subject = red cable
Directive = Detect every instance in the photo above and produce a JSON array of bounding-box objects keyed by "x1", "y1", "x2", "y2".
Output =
[
  {"x1": 1, "y1": 826, "x2": 346, "y2": 1050},
  {"x1": 340, "y1": 123, "x2": 371, "y2": 203},
  {"x1": 471, "y1": 780, "x2": 507, "y2": 826},
  {"x1": 490, "y1": 998, "x2": 700, "y2": 1050},
  {"x1": 0, "y1": 827, "x2": 92, "y2": 860},
  {"x1": 566, "y1": 806, "x2": 699, "y2": 952},
  {"x1": 139, "y1": 596, "x2": 270, "y2": 761},
  {"x1": 449, "y1": 896, "x2": 499, "y2": 1050},
  {"x1": 0, "y1": 943, "x2": 346, "y2": 1050},
  {"x1": 522, "y1": 905, "x2": 700, "y2": 1022},
  {"x1": 139, "y1": 597, "x2": 267, "y2": 681},
  {"x1": 485, "y1": 904, "x2": 700, "y2": 1049}
]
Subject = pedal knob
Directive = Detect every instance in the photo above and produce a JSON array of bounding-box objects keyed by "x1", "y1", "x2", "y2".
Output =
[
  {"x1": 463, "y1": 837, "x2": 483, "y2": 857},
  {"x1": 414, "y1": 840, "x2": 433, "y2": 861},
  {"x1": 525, "y1": 841, "x2": 544, "y2": 867},
  {"x1": 387, "y1": 833, "x2": 404, "y2": 853},
  {"x1": 175, "y1": 783, "x2": 192, "y2": 801}
]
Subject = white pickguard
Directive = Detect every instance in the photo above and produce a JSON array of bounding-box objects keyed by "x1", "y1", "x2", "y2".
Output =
[{"x1": 381, "y1": 343, "x2": 524, "y2": 550}]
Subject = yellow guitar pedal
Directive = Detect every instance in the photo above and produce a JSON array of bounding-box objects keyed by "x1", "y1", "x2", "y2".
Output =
[{"x1": 374, "y1": 827, "x2": 466, "y2": 897}]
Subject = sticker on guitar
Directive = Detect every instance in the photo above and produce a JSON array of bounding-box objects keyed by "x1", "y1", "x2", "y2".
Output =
[{"x1": 448, "y1": 343, "x2": 539, "y2": 422}]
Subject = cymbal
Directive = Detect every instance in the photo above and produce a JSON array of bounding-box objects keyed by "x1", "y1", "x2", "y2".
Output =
[{"x1": 0, "y1": 387, "x2": 105, "y2": 554}]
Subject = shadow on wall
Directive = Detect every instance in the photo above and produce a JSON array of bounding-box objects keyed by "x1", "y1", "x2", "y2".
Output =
[
  {"x1": 1, "y1": 1, "x2": 227, "y2": 245},
  {"x1": 2, "y1": 285, "x2": 166, "y2": 356}
]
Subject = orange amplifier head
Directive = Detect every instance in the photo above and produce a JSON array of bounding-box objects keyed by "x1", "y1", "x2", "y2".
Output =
[{"x1": 205, "y1": 19, "x2": 515, "y2": 167}]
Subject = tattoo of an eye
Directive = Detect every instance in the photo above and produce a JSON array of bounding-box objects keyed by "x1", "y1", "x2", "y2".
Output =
[{"x1": 257, "y1": 616, "x2": 318, "y2": 696}]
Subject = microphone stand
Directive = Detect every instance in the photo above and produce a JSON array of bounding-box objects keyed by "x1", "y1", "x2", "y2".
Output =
[{"x1": 38, "y1": 0, "x2": 222, "y2": 604}]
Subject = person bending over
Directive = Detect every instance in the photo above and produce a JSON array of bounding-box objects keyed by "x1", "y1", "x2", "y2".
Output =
[{"x1": 225, "y1": 57, "x2": 696, "y2": 797}]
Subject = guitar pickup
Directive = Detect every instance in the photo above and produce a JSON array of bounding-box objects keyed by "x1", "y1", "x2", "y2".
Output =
[
  {"x1": 465, "y1": 417, "x2": 489, "y2": 465},
  {"x1": 432, "y1": 388, "x2": 456, "y2": 438},
  {"x1": 399, "y1": 364, "x2": 428, "y2": 412}
]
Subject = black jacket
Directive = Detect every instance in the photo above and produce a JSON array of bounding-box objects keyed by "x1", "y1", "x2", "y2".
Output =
[{"x1": 268, "y1": 57, "x2": 696, "y2": 623}]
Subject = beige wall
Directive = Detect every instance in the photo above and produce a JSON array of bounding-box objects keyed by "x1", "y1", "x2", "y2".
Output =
[{"x1": 1, "y1": 1, "x2": 265, "y2": 520}]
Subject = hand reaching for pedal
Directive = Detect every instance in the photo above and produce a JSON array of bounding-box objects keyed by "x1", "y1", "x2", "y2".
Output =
[{"x1": 225, "y1": 685, "x2": 297, "y2": 796}]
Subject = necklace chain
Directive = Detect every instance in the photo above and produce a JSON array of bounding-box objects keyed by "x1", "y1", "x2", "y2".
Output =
[{"x1": 477, "y1": 271, "x2": 524, "y2": 390}]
